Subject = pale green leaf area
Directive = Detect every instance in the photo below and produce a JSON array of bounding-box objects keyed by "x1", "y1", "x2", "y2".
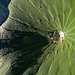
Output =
[{"x1": 0, "y1": 0, "x2": 75, "y2": 75}]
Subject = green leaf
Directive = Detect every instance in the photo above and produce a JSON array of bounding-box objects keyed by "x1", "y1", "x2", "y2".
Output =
[{"x1": 0, "y1": 0, "x2": 75, "y2": 75}]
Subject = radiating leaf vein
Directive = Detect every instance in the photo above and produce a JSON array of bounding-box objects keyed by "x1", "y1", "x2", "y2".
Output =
[
  {"x1": 57, "y1": 43, "x2": 63, "y2": 75},
  {"x1": 65, "y1": 41, "x2": 73, "y2": 75},
  {"x1": 66, "y1": 39, "x2": 75, "y2": 51},
  {"x1": 47, "y1": 44, "x2": 60, "y2": 75},
  {"x1": 65, "y1": 18, "x2": 75, "y2": 31},
  {"x1": 41, "y1": 0, "x2": 59, "y2": 29}
]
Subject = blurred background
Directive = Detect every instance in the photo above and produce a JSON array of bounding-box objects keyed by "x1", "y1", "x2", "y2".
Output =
[{"x1": 0, "y1": 0, "x2": 11, "y2": 25}]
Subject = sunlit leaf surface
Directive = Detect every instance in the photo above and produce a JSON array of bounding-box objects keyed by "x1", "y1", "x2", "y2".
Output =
[{"x1": 0, "y1": 0, "x2": 75, "y2": 75}]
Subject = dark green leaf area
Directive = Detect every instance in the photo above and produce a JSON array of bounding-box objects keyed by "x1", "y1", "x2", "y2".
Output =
[{"x1": 9, "y1": 32, "x2": 49, "y2": 75}]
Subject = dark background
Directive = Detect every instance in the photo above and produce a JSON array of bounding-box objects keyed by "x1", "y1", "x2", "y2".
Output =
[{"x1": 0, "y1": 0, "x2": 11, "y2": 25}]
